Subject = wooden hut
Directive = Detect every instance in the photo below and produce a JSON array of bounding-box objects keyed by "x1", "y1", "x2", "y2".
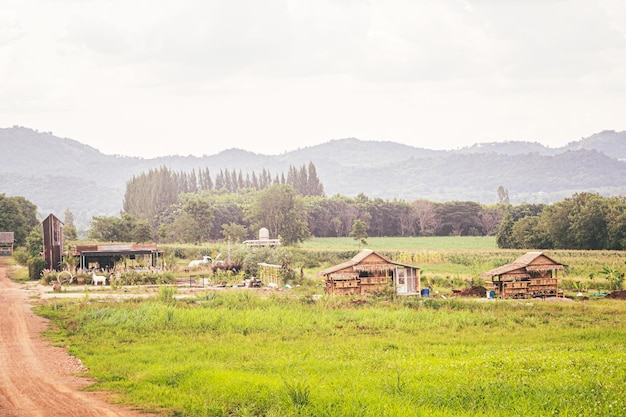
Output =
[
  {"x1": 482, "y1": 252, "x2": 566, "y2": 299},
  {"x1": 318, "y1": 249, "x2": 421, "y2": 296},
  {"x1": 0, "y1": 232, "x2": 14, "y2": 256}
]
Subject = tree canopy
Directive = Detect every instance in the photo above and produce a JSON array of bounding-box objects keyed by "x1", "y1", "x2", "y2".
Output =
[
  {"x1": 0, "y1": 194, "x2": 39, "y2": 246},
  {"x1": 496, "y1": 193, "x2": 626, "y2": 250}
]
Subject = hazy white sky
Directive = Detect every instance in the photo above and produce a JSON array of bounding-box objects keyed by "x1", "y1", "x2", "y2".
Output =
[{"x1": 2, "y1": 0, "x2": 626, "y2": 158}]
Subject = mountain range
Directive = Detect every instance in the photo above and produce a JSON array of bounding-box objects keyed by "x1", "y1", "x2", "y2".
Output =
[{"x1": 2, "y1": 126, "x2": 625, "y2": 231}]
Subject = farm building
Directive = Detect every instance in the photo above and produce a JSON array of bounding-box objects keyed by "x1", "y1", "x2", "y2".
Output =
[
  {"x1": 72, "y1": 243, "x2": 164, "y2": 271},
  {"x1": 482, "y1": 252, "x2": 566, "y2": 299},
  {"x1": 42, "y1": 214, "x2": 63, "y2": 271},
  {"x1": 243, "y1": 227, "x2": 280, "y2": 248},
  {"x1": 0, "y1": 232, "x2": 14, "y2": 256},
  {"x1": 319, "y1": 249, "x2": 421, "y2": 296}
]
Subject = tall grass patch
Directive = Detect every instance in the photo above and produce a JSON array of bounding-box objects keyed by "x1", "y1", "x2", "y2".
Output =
[{"x1": 37, "y1": 293, "x2": 626, "y2": 417}]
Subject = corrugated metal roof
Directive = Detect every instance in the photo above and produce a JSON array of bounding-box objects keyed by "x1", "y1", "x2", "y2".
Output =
[{"x1": 72, "y1": 243, "x2": 161, "y2": 256}]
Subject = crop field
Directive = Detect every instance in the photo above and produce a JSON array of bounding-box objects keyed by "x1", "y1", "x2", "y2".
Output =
[{"x1": 299, "y1": 236, "x2": 500, "y2": 251}]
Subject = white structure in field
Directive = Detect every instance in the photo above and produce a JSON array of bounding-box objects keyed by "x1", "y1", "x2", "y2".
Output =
[{"x1": 243, "y1": 227, "x2": 280, "y2": 247}]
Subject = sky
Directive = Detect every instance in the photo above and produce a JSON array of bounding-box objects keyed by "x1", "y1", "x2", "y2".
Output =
[{"x1": 2, "y1": 0, "x2": 626, "y2": 158}]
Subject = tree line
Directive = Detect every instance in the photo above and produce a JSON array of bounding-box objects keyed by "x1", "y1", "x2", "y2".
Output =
[
  {"x1": 3, "y1": 178, "x2": 625, "y2": 251},
  {"x1": 0, "y1": 193, "x2": 39, "y2": 246},
  {"x1": 497, "y1": 192, "x2": 626, "y2": 250},
  {"x1": 89, "y1": 164, "x2": 626, "y2": 250},
  {"x1": 122, "y1": 162, "x2": 324, "y2": 232},
  {"x1": 119, "y1": 163, "x2": 626, "y2": 250},
  {"x1": 92, "y1": 163, "x2": 510, "y2": 245}
]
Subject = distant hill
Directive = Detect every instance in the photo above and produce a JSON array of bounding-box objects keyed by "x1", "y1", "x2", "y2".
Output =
[
  {"x1": 564, "y1": 130, "x2": 626, "y2": 158},
  {"x1": 2, "y1": 126, "x2": 626, "y2": 231}
]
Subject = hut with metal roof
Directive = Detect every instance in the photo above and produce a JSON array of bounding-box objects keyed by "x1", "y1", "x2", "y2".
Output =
[
  {"x1": 318, "y1": 249, "x2": 421, "y2": 296},
  {"x1": 72, "y1": 243, "x2": 164, "y2": 271},
  {"x1": 482, "y1": 252, "x2": 566, "y2": 299}
]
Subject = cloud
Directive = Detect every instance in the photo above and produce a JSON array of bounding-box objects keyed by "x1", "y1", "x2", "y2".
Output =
[{"x1": 1, "y1": 0, "x2": 626, "y2": 157}]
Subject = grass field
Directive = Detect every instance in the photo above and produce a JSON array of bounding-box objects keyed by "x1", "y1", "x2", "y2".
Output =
[
  {"x1": 20, "y1": 237, "x2": 626, "y2": 416},
  {"x1": 37, "y1": 291, "x2": 626, "y2": 417},
  {"x1": 298, "y1": 236, "x2": 499, "y2": 251}
]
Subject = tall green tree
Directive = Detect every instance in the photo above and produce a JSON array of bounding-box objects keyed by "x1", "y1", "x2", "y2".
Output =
[
  {"x1": 496, "y1": 211, "x2": 515, "y2": 249},
  {"x1": 123, "y1": 166, "x2": 180, "y2": 231},
  {"x1": 63, "y1": 208, "x2": 78, "y2": 240},
  {"x1": 435, "y1": 201, "x2": 483, "y2": 236},
  {"x1": 179, "y1": 194, "x2": 214, "y2": 242},
  {"x1": 165, "y1": 213, "x2": 202, "y2": 244},
  {"x1": 208, "y1": 192, "x2": 249, "y2": 240},
  {"x1": 510, "y1": 215, "x2": 553, "y2": 249},
  {"x1": 606, "y1": 196, "x2": 626, "y2": 250},
  {"x1": 567, "y1": 193, "x2": 610, "y2": 250},
  {"x1": 350, "y1": 219, "x2": 368, "y2": 248},
  {"x1": 245, "y1": 184, "x2": 310, "y2": 245},
  {"x1": 132, "y1": 220, "x2": 153, "y2": 243},
  {"x1": 221, "y1": 222, "x2": 248, "y2": 243},
  {"x1": 306, "y1": 161, "x2": 325, "y2": 196},
  {"x1": 0, "y1": 194, "x2": 39, "y2": 246},
  {"x1": 499, "y1": 193, "x2": 625, "y2": 250},
  {"x1": 88, "y1": 213, "x2": 143, "y2": 242}
]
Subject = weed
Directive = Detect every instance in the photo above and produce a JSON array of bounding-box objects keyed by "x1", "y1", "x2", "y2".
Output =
[{"x1": 283, "y1": 379, "x2": 311, "y2": 409}]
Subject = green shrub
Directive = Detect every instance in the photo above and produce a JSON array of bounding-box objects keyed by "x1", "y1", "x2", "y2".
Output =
[
  {"x1": 40, "y1": 269, "x2": 57, "y2": 285},
  {"x1": 29, "y1": 257, "x2": 47, "y2": 280}
]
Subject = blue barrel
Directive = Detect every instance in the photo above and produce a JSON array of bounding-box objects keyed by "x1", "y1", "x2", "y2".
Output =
[
  {"x1": 421, "y1": 288, "x2": 430, "y2": 298},
  {"x1": 488, "y1": 290, "x2": 495, "y2": 299}
]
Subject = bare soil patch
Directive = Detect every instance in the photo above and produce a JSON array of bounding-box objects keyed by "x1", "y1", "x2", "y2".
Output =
[
  {"x1": 606, "y1": 290, "x2": 626, "y2": 300},
  {"x1": 0, "y1": 260, "x2": 158, "y2": 416}
]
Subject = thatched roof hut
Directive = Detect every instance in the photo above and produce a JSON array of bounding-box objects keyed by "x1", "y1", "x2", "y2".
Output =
[
  {"x1": 482, "y1": 252, "x2": 566, "y2": 280},
  {"x1": 319, "y1": 249, "x2": 421, "y2": 296},
  {"x1": 482, "y1": 252, "x2": 566, "y2": 299}
]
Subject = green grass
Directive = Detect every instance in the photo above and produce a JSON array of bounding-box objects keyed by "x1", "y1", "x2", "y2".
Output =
[
  {"x1": 3, "y1": 256, "x2": 30, "y2": 281},
  {"x1": 37, "y1": 292, "x2": 626, "y2": 417},
  {"x1": 299, "y1": 236, "x2": 498, "y2": 251}
]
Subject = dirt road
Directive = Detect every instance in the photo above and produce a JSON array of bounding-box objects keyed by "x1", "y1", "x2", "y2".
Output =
[{"x1": 0, "y1": 260, "x2": 156, "y2": 417}]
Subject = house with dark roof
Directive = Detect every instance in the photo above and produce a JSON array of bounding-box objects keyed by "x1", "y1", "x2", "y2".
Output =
[
  {"x1": 482, "y1": 252, "x2": 566, "y2": 299},
  {"x1": 318, "y1": 249, "x2": 421, "y2": 296},
  {"x1": 72, "y1": 243, "x2": 164, "y2": 271}
]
